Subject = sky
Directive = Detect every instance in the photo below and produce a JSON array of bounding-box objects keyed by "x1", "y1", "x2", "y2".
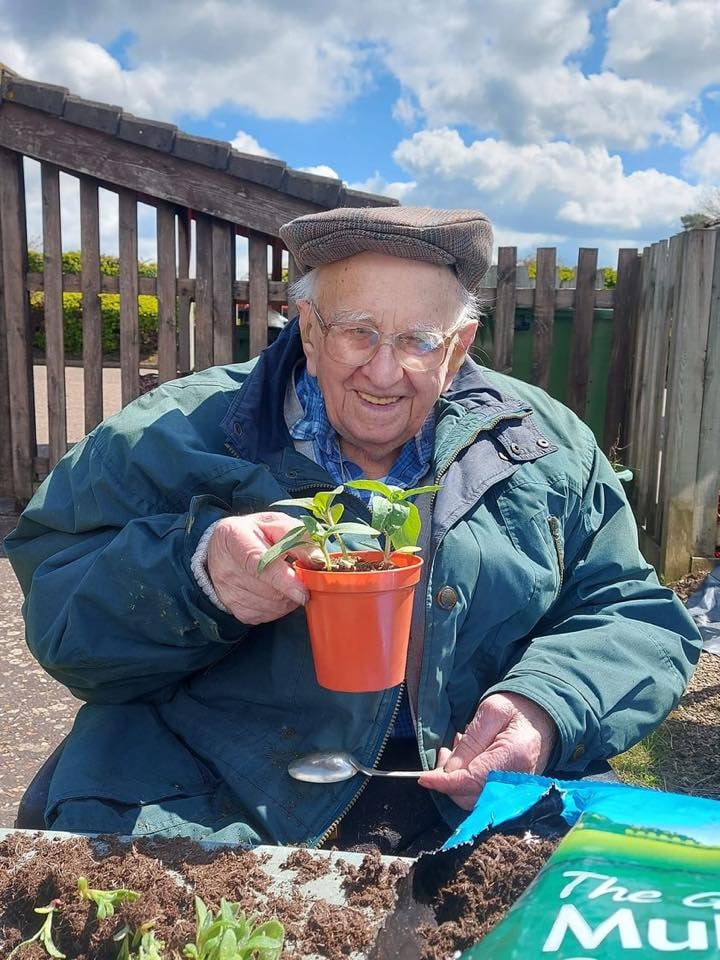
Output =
[{"x1": 3, "y1": 0, "x2": 720, "y2": 268}]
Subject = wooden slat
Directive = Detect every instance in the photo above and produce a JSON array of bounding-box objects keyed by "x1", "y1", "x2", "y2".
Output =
[
  {"x1": 194, "y1": 213, "x2": 214, "y2": 370},
  {"x1": 627, "y1": 246, "x2": 653, "y2": 475},
  {"x1": 80, "y1": 177, "x2": 102, "y2": 431},
  {"x1": 248, "y1": 232, "x2": 269, "y2": 358},
  {"x1": 0, "y1": 166, "x2": 13, "y2": 498},
  {"x1": 176, "y1": 208, "x2": 192, "y2": 374},
  {"x1": 567, "y1": 247, "x2": 598, "y2": 418},
  {"x1": 645, "y1": 240, "x2": 675, "y2": 540},
  {"x1": 0, "y1": 147, "x2": 35, "y2": 501},
  {"x1": 286, "y1": 254, "x2": 298, "y2": 322},
  {"x1": 529, "y1": 247, "x2": 556, "y2": 389},
  {"x1": 493, "y1": 246, "x2": 516, "y2": 374},
  {"x1": 693, "y1": 228, "x2": 720, "y2": 558},
  {"x1": 41, "y1": 163, "x2": 67, "y2": 466},
  {"x1": 118, "y1": 189, "x2": 140, "y2": 406},
  {"x1": 211, "y1": 219, "x2": 235, "y2": 365},
  {"x1": 602, "y1": 248, "x2": 640, "y2": 454},
  {"x1": 156, "y1": 202, "x2": 177, "y2": 383},
  {"x1": 0, "y1": 102, "x2": 327, "y2": 237},
  {"x1": 659, "y1": 229, "x2": 715, "y2": 580},
  {"x1": 271, "y1": 238, "x2": 283, "y2": 281},
  {"x1": 633, "y1": 243, "x2": 661, "y2": 529}
]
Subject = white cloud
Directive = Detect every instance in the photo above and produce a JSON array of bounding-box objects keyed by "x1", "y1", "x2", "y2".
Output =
[
  {"x1": 392, "y1": 96, "x2": 420, "y2": 127},
  {"x1": 605, "y1": 0, "x2": 720, "y2": 96},
  {"x1": 298, "y1": 165, "x2": 341, "y2": 180},
  {"x1": 685, "y1": 133, "x2": 720, "y2": 182},
  {"x1": 393, "y1": 128, "x2": 702, "y2": 231},
  {"x1": 348, "y1": 172, "x2": 417, "y2": 202},
  {"x1": 230, "y1": 131, "x2": 275, "y2": 158}
]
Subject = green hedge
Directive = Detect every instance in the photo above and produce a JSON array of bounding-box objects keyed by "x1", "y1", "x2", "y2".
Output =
[
  {"x1": 31, "y1": 292, "x2": 159, "y2": 357},
  {"x1": 27, "y1": 248, "x2": 157, "y2": 277}
]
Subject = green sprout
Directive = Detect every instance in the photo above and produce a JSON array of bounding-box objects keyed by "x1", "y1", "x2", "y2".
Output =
[
  {"x1": 8, "y1": 900, "x2": 65, "y2": 959},
  {"x1": 182, "y1": 896, "x2": 284, "y2": 960},
  {"x1": 77, "y1": 875, "x2": 141, "y2": 920},
  {"x1": 257, "y1": 485, "x2": 380, "y2": 572},
  {"x1": 114, "y1": 920, "x2": 165, "y2": 960},
  {"x1": 345, "y1": 479, "x2": 441, "y2": 564}
]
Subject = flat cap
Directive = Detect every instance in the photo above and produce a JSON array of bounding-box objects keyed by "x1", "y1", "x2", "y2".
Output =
[{"x1": 279, "y1": 206, "x2": 493, "y2": 292}]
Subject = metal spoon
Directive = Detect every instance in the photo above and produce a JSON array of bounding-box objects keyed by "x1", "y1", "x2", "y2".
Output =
[{"x1": 288, "y1": 751, "x2": 425, "y2": 783}]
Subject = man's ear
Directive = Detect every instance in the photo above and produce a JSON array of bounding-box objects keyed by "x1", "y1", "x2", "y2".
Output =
[
  {"x1": 297, "y1": 301, "x2": 318, "y2": 376},
  {"x1": 443, "y1": 321, "x2": 478, "y2": 389}
]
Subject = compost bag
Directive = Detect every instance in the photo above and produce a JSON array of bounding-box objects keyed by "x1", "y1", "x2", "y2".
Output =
[
  {"x1": 372, "y1": 772, "x2": 720, "y2": 959},
  {"x1": 459, "y1": 773, "x2": 720, "y2": 958}
]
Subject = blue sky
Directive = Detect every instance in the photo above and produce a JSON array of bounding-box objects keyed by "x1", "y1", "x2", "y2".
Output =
[{"x1": 3, "y1": 0, "x2": 720, "y2": 268}]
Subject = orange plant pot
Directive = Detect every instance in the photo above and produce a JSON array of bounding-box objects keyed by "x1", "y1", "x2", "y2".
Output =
[{"x1": 294, "y1": 550, "x2": 424, "y2": 693}]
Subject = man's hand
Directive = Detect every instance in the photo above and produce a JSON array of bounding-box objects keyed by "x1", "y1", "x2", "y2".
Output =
[
  {"x1": 206, "y1": 512, "x2": 323, "y2": 624},
  {"x1": 418, "y1": 692, "x2": 558, "y2": 810}
]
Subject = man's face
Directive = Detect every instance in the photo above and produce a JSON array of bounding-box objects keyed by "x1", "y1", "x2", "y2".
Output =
[{"x1": 298, "y1": 252, "x2": 477, "y2": 473}]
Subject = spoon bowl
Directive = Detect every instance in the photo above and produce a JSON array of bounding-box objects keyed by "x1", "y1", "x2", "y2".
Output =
[{"x1": 288, "y1": 750, "x2": 425, "y2": 783}]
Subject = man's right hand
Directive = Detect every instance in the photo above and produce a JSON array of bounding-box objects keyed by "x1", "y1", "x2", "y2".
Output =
[{"x1": 206, "y1": 512, "x2": 323, "y2": 624}]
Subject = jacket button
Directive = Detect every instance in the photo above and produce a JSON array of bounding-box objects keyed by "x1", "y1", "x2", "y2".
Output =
[
  {"x1": 537, "y1": 437, "x2": 550, "y2": 448},
  {"x1": 510, "y1": 442, "x2": 522, "y2": 454},
  {"x1": 436, "y1": 586, "x2": 458, "y2": 610},
  {"x1": 571, "y1": 744, "x2": 586, "y2": 762},
  {"x1": 234, "y1": 422, "x2": 243, "y2": 435}
]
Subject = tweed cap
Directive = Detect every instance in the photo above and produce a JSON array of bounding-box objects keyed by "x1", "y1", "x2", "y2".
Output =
[{"x1": 279, "y1": 206, "x2": 493, "y2": 292}]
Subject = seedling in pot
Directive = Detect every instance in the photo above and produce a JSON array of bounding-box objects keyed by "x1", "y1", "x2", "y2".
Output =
[
  {"x1": 182, "y1": 895, "x2": 285, "y2": 960},
  {"x1": 344, "y1": 480, "x2": 441, "y2": 564},
  {"x1": 77, "y1": 875, "x2": 141, "y2": 919},
  {"x1": 7, "y1": 899, "x2": 65, "y2": 959},
  {"x1": 257, "y1": 485, "x2": 380, "y2": 572}
]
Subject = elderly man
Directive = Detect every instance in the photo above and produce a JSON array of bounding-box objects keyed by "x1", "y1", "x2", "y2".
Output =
[{"x1": 6, "y1": 207, "x2": 700, "y2": 850}]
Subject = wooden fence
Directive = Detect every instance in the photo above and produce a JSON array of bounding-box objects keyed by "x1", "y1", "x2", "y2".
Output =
[{"x1": 0, "y1": 71, "x2": 718, "y2": 578}]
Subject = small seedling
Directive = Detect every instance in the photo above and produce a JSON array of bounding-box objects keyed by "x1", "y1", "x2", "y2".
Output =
[
  {"x1": 77, "y1": 875, "x2": 141, "y2": 919},
  {"x1": 345, "y1": 480, "x2": 441, "y2": 563},
  {"x1": 257, "y1": 486, "x2": 380, "y2": 572},
  {"x1": 114, "y1": 920, "x2": 165, "y2": 960},
  {"x1": 183, "y1": 896, "x2": 284, "y2": 960},
  {"x1": 8, "y1": 899, "x2": 65, "y2": 959}
]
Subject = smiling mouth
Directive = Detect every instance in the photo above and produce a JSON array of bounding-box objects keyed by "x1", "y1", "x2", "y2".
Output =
[{"x1": 357, "y1": 391, "x2": 403, "y2": 406}]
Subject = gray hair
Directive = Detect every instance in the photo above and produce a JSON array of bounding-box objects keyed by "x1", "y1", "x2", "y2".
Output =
[{"x1": 289, "y1": 266, "x2": 483, "y2": 327}]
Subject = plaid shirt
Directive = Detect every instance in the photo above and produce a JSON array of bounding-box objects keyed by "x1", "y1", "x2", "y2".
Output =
[{"x1": 290, "y1": 366, "x2": 434, "y2": 738}]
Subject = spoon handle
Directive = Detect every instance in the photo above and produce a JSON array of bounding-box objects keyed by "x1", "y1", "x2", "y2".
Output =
[{"x1": 358, "y1": 766, "x2": 425, "y2": 778}]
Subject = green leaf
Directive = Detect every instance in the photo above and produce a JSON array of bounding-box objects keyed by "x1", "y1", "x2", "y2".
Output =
[
  {"x1": 331, "y1": 522, "x2": 381, "y2": 537},
  {"x1": 256, "y1": 524, "x2": 308, "y2": 572},
  {"x1": 371, "y1": 498, "x2": 410, "y2": 538},
  {"x1": 393, "y1": 545, "x2": 422, "y2": 553},
  {"x1": 270, "y1": 496, "x2": 316, "y2": 511},
  {"x1": 391, "y1": 501, "x2": 421, "y2": 549},
  {"x1": 344, "y1": 478, "x2": 395, "y2": 498},
  {"x1": 329, "y1": 502, "x2": 344, "y2": 524},
  {"x1": 396, "y1": 483, "x2": 442, "y2": 499},
  {"x1": 218, "y1": 928, "x2": 238, "y2": 960},
  {"x1": 300, "y1": 515, "x2": 323, "y2": 536}
]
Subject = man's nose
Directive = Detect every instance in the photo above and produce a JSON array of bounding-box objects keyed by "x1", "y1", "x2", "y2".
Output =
[{"x1": 362, "y1": 342, "x2": 405, "y2": 387}]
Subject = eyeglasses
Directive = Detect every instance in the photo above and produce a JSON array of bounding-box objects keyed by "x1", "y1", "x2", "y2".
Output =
[{"x1": 310, "y1": 303, "x2": 460, "y2": 373}]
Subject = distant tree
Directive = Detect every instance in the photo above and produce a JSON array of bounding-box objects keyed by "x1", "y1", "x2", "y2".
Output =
[{"x1": 681, "y1": 186, "x2": 720, "y2": 230}]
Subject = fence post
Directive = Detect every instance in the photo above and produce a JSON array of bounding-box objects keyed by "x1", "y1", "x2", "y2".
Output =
[
  {"x1": 659, "y1": 228, "x2": 716, "y2": 580},
  {"x1": 41, "y1": 162, "x2": 67, "y2": 468},
  {"x1": 248, "y1": 231, "x2": 269, "y2": 358},
  {"x1": 0, "y1": 162, "x2": 13, "y2": 499},
  {"x1": 692, "y1": 226, "x2": 720, "y2": 563},
  {"x1": 567, "y1": 247, "x2": 598, "y2": 418},
  {"x1": 211, "y1": 218, "x2": 235, "y2": 366},
  {"x1": 603, "y1": 248, "x2": 640, "y2": 455},
  {"x1": 157, "y1": 201, "x2": 178, "y2": 381},
  {"x1": 118, "y1": 188, "x2": 140, "y2": 405},
  {"x1": 80, "y1": 177, "x2": 103, "y2": 433},
  {"x1": 0, "y1": 146, "x2": 35, "y2": 503},
  {"x1": 529, "y1": 247, "x2": 556, "y2": 390},
  {"x1": 494, "y1": 246, "x2": 516, "y2": 374}
]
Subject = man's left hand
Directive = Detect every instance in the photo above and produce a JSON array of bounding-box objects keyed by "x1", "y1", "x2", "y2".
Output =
[{"x1": 418, "y1": 692, "x2": 558, "y2": 810}]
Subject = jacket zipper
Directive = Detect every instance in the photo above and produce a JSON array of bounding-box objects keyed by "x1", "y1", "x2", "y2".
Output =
[
  {"x1": 312, "y1": 681, "x2": 406, "y2": 849},
  {"x1": 411, "y1": 408, "x2": 530, "y2": 759}
]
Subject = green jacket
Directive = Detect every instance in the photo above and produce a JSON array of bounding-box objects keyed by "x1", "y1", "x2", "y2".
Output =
[{"x1": 6, "y1": 322, "x2": 701, "y2": 843}]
